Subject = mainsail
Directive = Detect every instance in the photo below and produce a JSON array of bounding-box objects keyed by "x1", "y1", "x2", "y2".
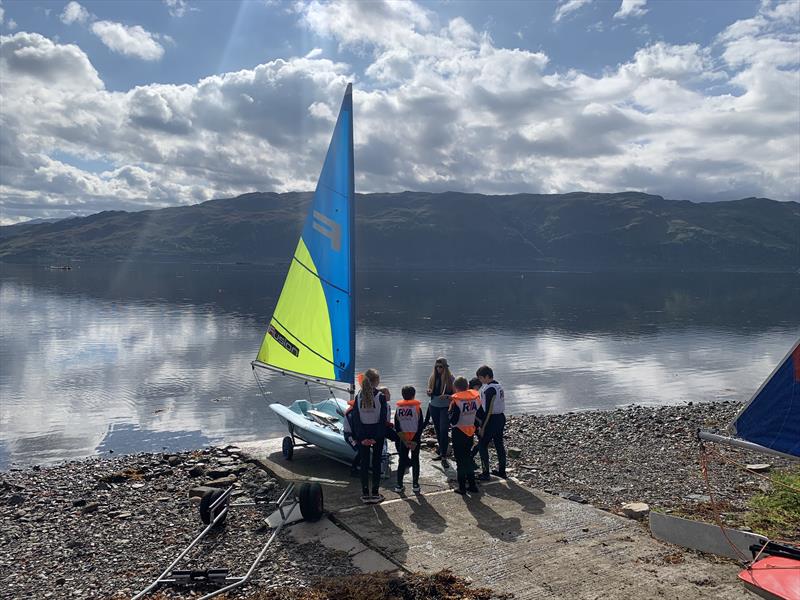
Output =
[
  {"x1": 253, "y1": 84, "x2": 355, "y2": 392},
  {"x1": 701, "y1": 338, "x2": 800, "y2": 460}
]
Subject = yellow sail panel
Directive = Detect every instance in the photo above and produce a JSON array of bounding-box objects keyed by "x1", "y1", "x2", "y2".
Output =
[{"x1": 256, "y1": 237, "x2": 336, "y2": 380}]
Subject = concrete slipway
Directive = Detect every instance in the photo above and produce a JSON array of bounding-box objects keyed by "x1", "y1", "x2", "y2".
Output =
[{"x1": 234, "y1": 438, "x2": 752, "y2": 600}]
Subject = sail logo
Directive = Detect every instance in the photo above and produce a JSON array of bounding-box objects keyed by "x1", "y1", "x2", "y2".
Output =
[
  {"x1": 313, "y1": 210, "x2": 341, "y2": 252},
  {"x1": 268, "y1": 324, "x2": 300, "y2": 357}
]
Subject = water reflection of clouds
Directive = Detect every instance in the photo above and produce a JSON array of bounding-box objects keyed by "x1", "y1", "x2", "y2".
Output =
[
  {"x1": 0, "y1": 280, "x2": 288, "y2": 467},
  {"x1": 2, "y1": 269, "x2": 799, "y2": 468}
]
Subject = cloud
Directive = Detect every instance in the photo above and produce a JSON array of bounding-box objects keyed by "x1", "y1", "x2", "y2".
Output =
[
  {"x1": 90, "y1": 20, "x2": 165, "y2": 61},
  {"x1": 60, "y1": 1, "x2": 90, "y2": 25},
  {"x1": 614, "y1": 0, "x2": 648, "y2": 20},
  {"x1": 1, "y1": 0, "x2": 798, "y2": 223},
  {"x1": 553, "y1": 0, "x2": 593, "y2": 23},
  {"x1": 163, "y1": 0, "x2": 189, "y2": 18}
]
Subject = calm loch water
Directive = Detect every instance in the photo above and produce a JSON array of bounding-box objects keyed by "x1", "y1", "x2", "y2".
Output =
[{"x1": 1, "y1": 263, "x2": 798, "y2": 468}]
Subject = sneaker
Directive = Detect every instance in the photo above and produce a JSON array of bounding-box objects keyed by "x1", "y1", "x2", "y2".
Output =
[
  {"x1": 441, "y1": 458, "x2": 450, "y2": 469},
  {"x1": 491, "y1": 469, "x2": 507, "y2": 479},
  {"x1": 370, "y1": 493, "x2": 385, "y2": 504},
  {"x1": 360, "y1": 494, "x2": 372, "y2": 504},
  {"x1": 453, "y1": 488, "x2": 466, "y2": 495},
  {"x1": 478, "y1": 472, "x2": 492, "y2": 481},
  {"x1": 392, "y1": 485, "x2": 404, "y2": 494},
  {"x1": 412, "y1": 483, "x2": 421, "y2": 494}
]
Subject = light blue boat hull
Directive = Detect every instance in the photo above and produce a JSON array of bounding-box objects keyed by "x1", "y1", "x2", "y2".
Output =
[{"x1": 269, "y1": 398, "x2": 357, "y2": 462}]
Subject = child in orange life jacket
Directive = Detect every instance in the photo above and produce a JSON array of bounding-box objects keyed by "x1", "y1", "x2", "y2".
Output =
[
  {"x1": 445, "y1": 377, "x2": 481, "y2": 495},
  {"x1": 393, "y1": 386, "x2": 424, "y2": 495}
]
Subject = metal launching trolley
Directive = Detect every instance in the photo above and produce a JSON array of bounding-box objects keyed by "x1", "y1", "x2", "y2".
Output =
[{"x1": 131, "y1": 480, "x2": 324, "y2": 599}]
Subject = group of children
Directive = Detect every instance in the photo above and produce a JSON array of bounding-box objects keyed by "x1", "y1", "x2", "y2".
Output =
[{"x1": 342, "y1": 363, "x2": 506, "y2": 504}]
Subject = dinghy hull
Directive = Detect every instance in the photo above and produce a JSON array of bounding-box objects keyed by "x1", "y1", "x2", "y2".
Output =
[{"x1": 269, "y1": 399, "x2": 357, "y2": 463}]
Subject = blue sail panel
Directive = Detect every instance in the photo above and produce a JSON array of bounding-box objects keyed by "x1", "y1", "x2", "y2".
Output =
[
  {"x1": 732, "y1": 340, "x2": 800, "y2": 459},
  {"x1": 298, "y1": 84, "x2": 355, "y2": 385}
]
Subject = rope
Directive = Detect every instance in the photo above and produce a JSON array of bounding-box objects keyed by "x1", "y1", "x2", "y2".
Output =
[
  {"x1": 704, "y1": 445, "x2": 800, "y2": 494},
  {"x1": 252, "y1": 366, "x2": 269, "y2": 400},
  {"x1": 698, "y1": 444, "x2": 752, "y2": 565}
]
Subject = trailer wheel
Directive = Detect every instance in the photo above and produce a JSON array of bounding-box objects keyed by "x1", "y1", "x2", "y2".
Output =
[
  {"x1": 298, "y1": 483, "x2": 324, "y2": 522},
  {"x1": 282, "y1": 436, "x2": 294, "y2": 460},
  {"x1": 199, "y1": 489, "x2": 227, "y2": 526}
]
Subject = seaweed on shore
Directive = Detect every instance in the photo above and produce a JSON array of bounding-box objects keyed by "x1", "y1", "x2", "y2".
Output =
[{"x1": 251, "y1": 569, "x2": 510, "y2": 600}]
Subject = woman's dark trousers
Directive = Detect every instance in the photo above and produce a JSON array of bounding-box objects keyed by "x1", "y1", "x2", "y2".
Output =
[
  {"x1": 395, "y1": 441, "x2": 420, "y2": 487},
  {"x1": 429, "y1": 404, "x2": 450, "y2": 458},
  {"x1": 358, "y1": 437, "x2": 385, "y2": 495},
  {"x1": 451, "y1": 428, "x2": 476, "y2": 492}
]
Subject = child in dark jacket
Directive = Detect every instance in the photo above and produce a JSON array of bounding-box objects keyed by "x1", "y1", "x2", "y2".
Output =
[{"x1": 393, "y1": 385, "x2": 424, "y2": 494}]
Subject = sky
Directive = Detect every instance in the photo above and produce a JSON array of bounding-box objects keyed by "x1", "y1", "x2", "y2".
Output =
[{"x1": 0, "y1": 0, "x2": 798, "y2": 224}]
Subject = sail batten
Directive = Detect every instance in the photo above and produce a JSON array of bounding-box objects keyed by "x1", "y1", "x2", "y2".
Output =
[{"x1": 255, "y1": 83, "x2": 355, "y2": 389}]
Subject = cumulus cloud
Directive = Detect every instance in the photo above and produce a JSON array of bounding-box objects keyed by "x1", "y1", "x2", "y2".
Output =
[
  {"x1": 614, "y1": 0, "x2": 648, "y2": 20},
  {"x1": 90, "y1": 20, "x2": 165, "y2": 60},
  {"x1": 554, "y1": 0, "x2": 593, "y2": 23},
  {"x1": 0, "y1": 0, "x2": 798, "y2": 223},
  {"x1": 60, "y1": 1, "x2": 90, "y2": 25}
]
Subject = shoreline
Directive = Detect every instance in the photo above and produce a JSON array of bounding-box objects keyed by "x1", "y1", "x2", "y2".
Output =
[{"x1": 1, "y1": 401, "x2": 796, "y2": 598}]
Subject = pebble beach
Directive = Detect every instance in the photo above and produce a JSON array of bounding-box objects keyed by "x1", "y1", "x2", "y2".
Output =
[{"x1": 1, "y1": 401, "x2": 794, "y2": 599}]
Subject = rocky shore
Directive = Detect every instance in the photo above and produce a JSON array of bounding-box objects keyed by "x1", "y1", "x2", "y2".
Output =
[
  {"x1": 2, "y1": 401, "x2": 795, "y2": 599},
  {"x1": 0, "y1": 447, "x2": 360, "y2": 599},
  {"x1": 500, "y1": 401, "x2": 795, "y2": 534}
]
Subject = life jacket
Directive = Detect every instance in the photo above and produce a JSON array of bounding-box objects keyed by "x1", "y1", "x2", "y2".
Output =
[
  {"x1": 450, "y1": 389, "x2": 480, "y2": 436},
  {"x1": 356, "y1": 390, "x2": 383, "y2": 425},
  {"x1": 394, "y1": 398, "x2": 422, "y2": 442},
  {"x1": 353, "y1": 390, "x2": 388, "y2": 439},
  {"x1": 480, "y1": 381, "x2": 505, "y2": 415}
]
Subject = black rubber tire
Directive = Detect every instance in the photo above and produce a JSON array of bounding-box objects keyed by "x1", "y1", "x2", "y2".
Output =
[
  {"x1": 298, "y1": 482, "x2": 324, "y2": 522},
  {"x1": 282, "y1": 436, "x2": 294, "y2": 460},
  {"x1": 199, "y1": 489, "x2": 227, "y2": 526}
]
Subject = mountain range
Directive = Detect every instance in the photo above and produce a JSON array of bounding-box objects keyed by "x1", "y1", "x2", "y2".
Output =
[{"x1": 1, "y1": 191, "x2": 798, "y2": 271}]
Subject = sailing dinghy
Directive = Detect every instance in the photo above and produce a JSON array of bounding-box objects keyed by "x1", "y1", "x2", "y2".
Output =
[
  {"x1": 251, "y1": 84, "x2": 360, "y2": 466},
  {"x1": 651, "y1": 339, "x2": 800, "y2": 600}
]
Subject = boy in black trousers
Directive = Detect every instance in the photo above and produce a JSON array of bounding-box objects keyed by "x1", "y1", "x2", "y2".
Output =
[
  {"x1": 475, "y1": 365, "x2": 507, "y2": 480},
  {"x1": 393, "y1": 385, "x2": 424, "y2": 494}
]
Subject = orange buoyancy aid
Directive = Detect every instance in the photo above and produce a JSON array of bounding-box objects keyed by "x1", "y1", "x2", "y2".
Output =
[
  {"x1": 395, "y1": 398, "x2": 422, "y2": 442},
  {"x1": 450, "y1": 389, "x2": 480, "y2": 436}
]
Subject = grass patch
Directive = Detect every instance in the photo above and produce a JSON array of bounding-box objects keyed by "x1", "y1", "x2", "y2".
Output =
[{"x1": 744, "y1": 467, "x2": 800, "y2": 541}]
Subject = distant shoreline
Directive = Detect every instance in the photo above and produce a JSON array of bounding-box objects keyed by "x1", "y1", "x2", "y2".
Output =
[{"x1": 2, "y1": 260, "x2": 799, "y2": 274}]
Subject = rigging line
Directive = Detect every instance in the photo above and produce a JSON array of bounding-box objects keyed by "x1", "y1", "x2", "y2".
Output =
[
  {"x1": 317, "y1": 181, "x2": 350, "y2": 203},
  {"x1": 252, "y1": 366, "x2": 270, "y2": 400},
  {"x1": 705, "y1": 445, "x2": 800, "y2": 494},
  {"x1": 699, "y1": 445, "x2": 752, "y2": 565},
  {"x1": 271, "y1": 317, "x2": 341, "y2": 371},
  {"x1": 291, "y1": 256, "x2": 351, "y2": 296}
]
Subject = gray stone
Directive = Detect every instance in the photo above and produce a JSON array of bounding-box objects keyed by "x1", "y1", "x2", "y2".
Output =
[
  {"x1": 189, "y1": 485, "x2": 217, "y2": 499},
  {"x1": 82, "y1": 502, "x2": 99, "y2": 514},
  {"x1": 206, "y1": 474, "x2": 237, "y2": 487},
  {"x1": 621, "y1": 502, "x2": 650, "y2": 519},
  {"x1": 188, "y1": 465, "x2": 206, "y2": 477},
  {"x1": 745, "y1": 463, "x2": 771, "y2": 473},
  {"x1": 507, "y1": 446, "x2": 523, "y2": 459}
]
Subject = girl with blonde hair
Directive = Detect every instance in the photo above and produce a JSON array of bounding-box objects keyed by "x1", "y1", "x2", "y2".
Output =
[
  {"x1": 352, "y1": 368, "x2": 391, "y2": 503},
  {"x1": 426, "y1": 357, "x2": 455, "y2": 468}
]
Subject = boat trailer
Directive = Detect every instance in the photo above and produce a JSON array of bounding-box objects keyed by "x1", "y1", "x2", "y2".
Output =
[{"x1": 131, "y1": 481, "x2": 323, "y2": 599}]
